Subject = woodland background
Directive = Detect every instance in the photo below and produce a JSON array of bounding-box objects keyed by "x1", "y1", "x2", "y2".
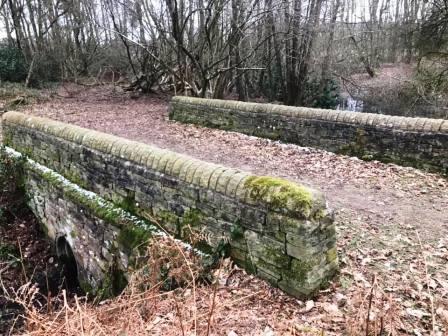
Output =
[{"x1": 0, "y1": 0, "x2": 447, "y2": 113}]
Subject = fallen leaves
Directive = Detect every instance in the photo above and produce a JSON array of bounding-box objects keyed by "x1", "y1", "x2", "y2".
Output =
[{"x1": 3, "y1": 84, "x2": 447, "y2": 335}]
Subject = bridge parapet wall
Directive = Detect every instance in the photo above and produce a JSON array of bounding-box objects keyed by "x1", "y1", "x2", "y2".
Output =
[
  {"x1": 3, "y1": 112, "x2": 338, "y2": 298},
  {"x1": 170, "y1": 97, "x2": 448, "y2": 174}
]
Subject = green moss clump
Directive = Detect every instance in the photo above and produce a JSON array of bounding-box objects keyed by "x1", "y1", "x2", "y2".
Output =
[
  {"x1": 230, "y1": 223, "x2": 244, "y2": 240},
  {"x1": 79, "y1": 279, "x2": 94, "y2": 294},
  {"x1": 117, "y1": 225, "x2": 151, "y2": 254},
  {"x1": 262, "y1": 245, "x2": 290, "y2": 269},
  {"x1": 179, "y1": 208, "x2": 203, "y2": 238},
  {"x1": 338, "y1": 128, "x2": 367, "y2": 157},
  {"x1": 41, "y1": 170, "x2": 61, "y2": 185},
  {"x1": 16, "y1": 145, "x2": 33, "y2": 158},
  {"x1": 244, "y1": 176, "x2": 314, "y2": 217},
  {"x1": 2, "y1": 132, "x2": 13, "y2": 147},
  {"x1": 97, "y1": 267, "x2": 128, "y2": 300},
  {"x1": 156, "y1": 210, "x2": 177, "y2": 223},
  {"x1": 181, "y1": 208, "x2": 203, "y2": 227},
  {"x1": 65, "y1": 170, "x2": 88, "y2": 189},
  {"x1": 313, "y1": 209, "x2": 326, "y2": 220},
  {"x1": 119, "y1": 192, "x2": 136, "y2": 213},
  {"x1": 155, "y1": 210, "x2": 179, "y2": 234},
  {"x1": 0, "y1": 241, "x2": 19, "y2": 262}
]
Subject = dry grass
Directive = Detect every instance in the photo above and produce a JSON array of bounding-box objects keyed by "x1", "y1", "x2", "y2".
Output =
[
  {"x1": 1, "y1": 227, "x2": 411, "y2": 336},
  {"x1": 1, "y1": 207, "x2": 445, "y2": 335},
  {"x1": 345, "y1": 276, "x2": 402, "y2": 336}
]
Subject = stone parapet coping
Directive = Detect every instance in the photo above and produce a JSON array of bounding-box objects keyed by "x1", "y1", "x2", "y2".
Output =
[
  {"x1": 3, "y1": 111, "x2": 326, "y2": 220},
  {"x1": 172, "y1": 96, "x2": 448, "y2": 133}
]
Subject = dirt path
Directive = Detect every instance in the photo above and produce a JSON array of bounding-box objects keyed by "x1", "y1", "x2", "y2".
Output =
[{"x1": 7, "y1": 84, "x2": 448, "y2": 334}]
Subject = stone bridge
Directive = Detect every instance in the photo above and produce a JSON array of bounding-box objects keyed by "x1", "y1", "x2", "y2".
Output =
[{"x1": 2, "y1": 112, "x2": 338, "y2": 298}]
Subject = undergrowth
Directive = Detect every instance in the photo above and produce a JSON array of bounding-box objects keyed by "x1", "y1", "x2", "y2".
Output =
[
  {"x1": 0, "y1": 146, "x2": 26, "y2": 220},
  {"x1": 0, "y1": 82, "x2": 53, "y2": 110}
]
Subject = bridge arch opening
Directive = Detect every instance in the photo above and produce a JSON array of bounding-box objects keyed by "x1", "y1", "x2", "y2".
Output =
[{"x1": 56, "y1": 236, "x2": 80, "y2": 290}]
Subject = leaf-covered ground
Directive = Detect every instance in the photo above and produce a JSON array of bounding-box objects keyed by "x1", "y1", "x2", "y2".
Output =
[{"x1": 2, "y1": 84, "x2": 448, "y2": 335}]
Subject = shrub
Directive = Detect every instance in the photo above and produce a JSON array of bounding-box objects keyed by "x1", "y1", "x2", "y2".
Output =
[
  {"x1": 0, "y1": 147, "x2": 26, "y2": 216},
  {"x1": 0, "y1": 43, "x2": 28, "y2": 82},
  {"x1": 416, "y1": 56, "x2": 448, "y2": 98},
  {"x1": 304, "y1": 77, "x2": 341, "y2": 109},
  {"x1": 30, "y1": 52, "x2": 62, "y2": 86}
]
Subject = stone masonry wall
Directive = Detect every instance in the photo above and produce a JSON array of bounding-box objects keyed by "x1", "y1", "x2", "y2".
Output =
[
  {"x1": 3, "y1": 112, "x2": 338, "y2": 298},
  {"x1": 170, "y1": 97, "x2": 448, "y2": 174},
  {"x1": 5, "y1": 147, "x2": 204, "y2": 297}
]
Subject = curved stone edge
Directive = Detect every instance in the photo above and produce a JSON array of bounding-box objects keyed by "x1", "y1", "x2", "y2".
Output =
[
  {"x1": 3, "y1": 146, "x2": 212, "y2": 296},
  {"x1": 171, "y1": 96, "x2": 448, "y2": 134},
  {"x1": 3, "y1": 111, "x2": 326, "y2": 221}
]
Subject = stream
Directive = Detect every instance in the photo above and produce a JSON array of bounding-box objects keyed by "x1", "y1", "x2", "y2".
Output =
[{"x1": 336, "y1": 94, "x2": 447, "y2": 119}]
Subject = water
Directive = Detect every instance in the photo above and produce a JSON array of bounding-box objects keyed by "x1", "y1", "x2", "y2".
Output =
[
  {"x1": 336, "y1": 95, "x2": 447, "y2": 119},
  {"x1": 336, "y1": 96, "x2": 365, "y2": 112}
]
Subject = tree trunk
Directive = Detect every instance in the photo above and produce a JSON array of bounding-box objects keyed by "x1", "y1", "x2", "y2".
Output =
[{"x1": 320, "y1": 0, "x2": 341, "y2": 91}]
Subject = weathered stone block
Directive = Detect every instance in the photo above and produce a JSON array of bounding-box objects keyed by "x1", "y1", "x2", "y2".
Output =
[{"x1": 245, "y1": 231, "x2": 289, "y2": 269}]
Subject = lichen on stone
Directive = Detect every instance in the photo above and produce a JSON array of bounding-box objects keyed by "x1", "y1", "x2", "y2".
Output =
[{"x1": 326, "y1": 247, "x2": 338, "y2": 263}]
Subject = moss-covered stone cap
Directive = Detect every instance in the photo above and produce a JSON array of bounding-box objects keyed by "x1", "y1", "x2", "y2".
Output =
[
  {"x1": 3, "y1": 111, "x2": 327, "y2": 219},
  {"x1": 172, "y1": 96, "x2": 448, "y2": 134}
]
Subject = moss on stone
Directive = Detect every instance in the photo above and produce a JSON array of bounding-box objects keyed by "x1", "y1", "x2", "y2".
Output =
[
  {"x1": 117, "y1": 225, "x2": 151, "y2": 254},
  {"x1": 288, "y1": 258, "x2": 312, "y2": 285},
  {"x1": 79, "y1": 279, "x2": 95, "y2": 294},
  {"x1": 262, "y1": 244, "x2": 290, "y2": 269},
  {"x1": 2, "y1": 132, "x2": 13, "y2": 147},
  {"x1": 179, "y1": 209, "x2": 201, "y2": 239},
  {"x1": 230, "y1": 223, "x2": 244, "y2": 240},
  {"x1": 119, "y1": 192, "x2": 136, "y2": 214},
  {"x1": 97, "y1": 267, "x2": 128, "y2": 300},
  {"x1": 338, "y1": 128, "x2": 367, "y2": 157},
  {"x1": 157, "y1": 209, "x2": 178, "y2": 223},
  {"x1": 18, "y1": 145, "x2": 33, "y2": 158},
  {"x1": 41, "y1": 170, "x2": 61, "y2": 185},
  {"x1": 313, "y1": 208, "x2": 331, "y2": 221},
  {"x1": 63, "y1": 187, "x2": 115, "y2": 222},
  {"x1": 181, "y1": 208, "x2": 203, "y2": 228},
  {"x1": 155, "y1": 209, "x2": 179, "y2": 234},
  {"x1": 244, "y1": 176, "x2": 314, "y2": 217},
  {"x1": 178, "y1": 208, "x2": 220, "y2": 256},
  {"x1": 65, "y1": 170, "x2": 88, "y2": 189}
]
